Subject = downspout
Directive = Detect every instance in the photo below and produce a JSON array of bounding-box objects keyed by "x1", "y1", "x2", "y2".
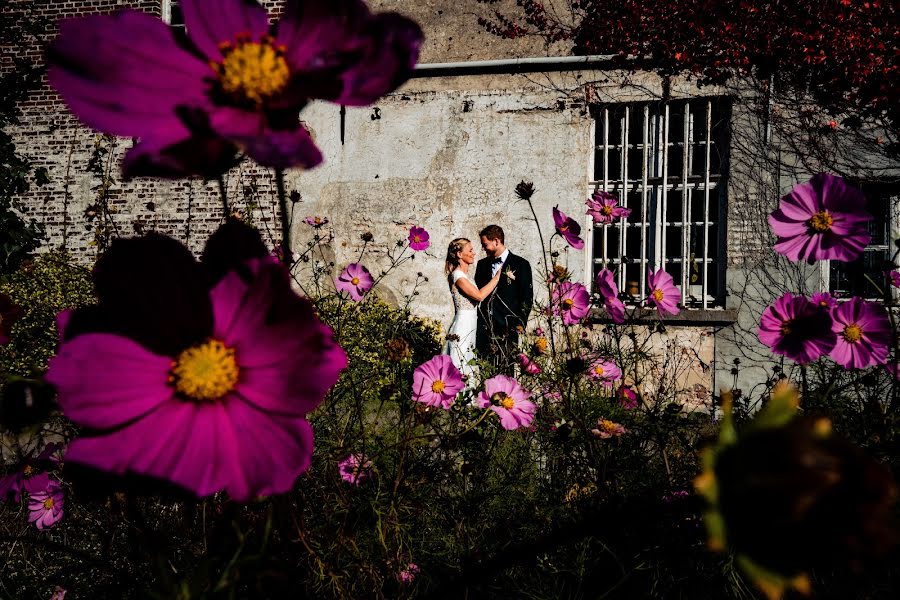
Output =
[{"x1": 410, "y1": 54, "x2": 626, "y2": 78}]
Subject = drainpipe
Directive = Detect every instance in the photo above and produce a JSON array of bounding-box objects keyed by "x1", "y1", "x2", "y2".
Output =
[{"x1": 410, "y1": 54, "x2": 627, "y2": 78}]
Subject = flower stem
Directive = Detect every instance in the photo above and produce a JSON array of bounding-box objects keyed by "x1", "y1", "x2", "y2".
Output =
[
  {"x1": 275, "y1": 169, "x2": 291, "y2": 267},
  {"x1": 217, "y1": 176, "x2": 229, "y2": 219}
]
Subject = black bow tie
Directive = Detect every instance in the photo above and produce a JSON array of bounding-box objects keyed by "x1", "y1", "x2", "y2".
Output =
[{"x1": 491, "y1": 257, "x2": 503, "y2": 264}]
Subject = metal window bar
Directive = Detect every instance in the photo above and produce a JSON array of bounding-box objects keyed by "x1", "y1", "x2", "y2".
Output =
[
  {"x1": 702, "y1": 100, "x2": 712, "y2": 309},
  {"x1": 640, "y1": 105, "x2": 650, "y2": 299},
  {"x1": 618, "y1": 107, "x2": 629, "y2": 291},
  {"x1": 591, "y1": 99, "x2": 723, "y2": 307}
]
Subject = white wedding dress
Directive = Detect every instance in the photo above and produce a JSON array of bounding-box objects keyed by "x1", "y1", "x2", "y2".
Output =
[{"x1": 444, "y1": 269, "x2": 478, "y2": 382}]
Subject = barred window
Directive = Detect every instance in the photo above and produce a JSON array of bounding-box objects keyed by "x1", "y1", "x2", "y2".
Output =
[
  {"x1": 589, "y1": 99, "x2": 731, "y2": 310},
  {"x1": 161, "y1": 0, "x2": 184, "y2": 30},
  {"x1": 827, "y1": 183, "x2": 899, "y2": 300}
]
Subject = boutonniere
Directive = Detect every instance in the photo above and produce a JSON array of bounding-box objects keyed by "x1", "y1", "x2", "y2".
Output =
[{"x1": 504, "y1": 267, "x2": 516, "y2": 281}]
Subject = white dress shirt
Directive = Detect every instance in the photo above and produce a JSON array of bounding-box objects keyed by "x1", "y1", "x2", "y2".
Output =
[{"x1": 491, "y1": 248, "x2": 510, "y2": 277}]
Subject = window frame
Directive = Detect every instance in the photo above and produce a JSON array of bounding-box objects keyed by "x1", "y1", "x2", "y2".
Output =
[{"x1": 586, "y1": 98, "x2": 730, "y2": 310}]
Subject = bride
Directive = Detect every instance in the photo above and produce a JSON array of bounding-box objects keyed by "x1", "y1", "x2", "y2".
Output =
[{"x1": 443, "y1": 238, "x2": 501, "y2": 381}]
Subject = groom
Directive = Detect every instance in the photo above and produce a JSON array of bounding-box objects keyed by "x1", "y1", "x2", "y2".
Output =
[{"x1": 474, "y1": 224, "x2": 533, "y2": 366}]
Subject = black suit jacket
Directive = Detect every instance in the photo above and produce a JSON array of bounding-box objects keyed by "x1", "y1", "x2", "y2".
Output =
[{"x1": 474, "y1": 252, "x2": 533, "y2": 353}]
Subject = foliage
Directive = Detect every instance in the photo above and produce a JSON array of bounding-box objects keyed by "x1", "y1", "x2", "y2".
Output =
[
  {"x1": 478, "y1": 0, "x2": 900, "y2": 146},
  {"x1": 0, "y1": 252, "x2": 94, "y2": 382}
]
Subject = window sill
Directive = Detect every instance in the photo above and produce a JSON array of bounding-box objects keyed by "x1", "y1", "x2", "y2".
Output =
[{"x1": 590, "y1": 307, "x2": 739, "y2": 326}]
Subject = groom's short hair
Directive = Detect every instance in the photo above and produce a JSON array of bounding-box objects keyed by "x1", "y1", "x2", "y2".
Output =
[{"x1": 479, "y1": 224, "x2": 504, "y2": 243}]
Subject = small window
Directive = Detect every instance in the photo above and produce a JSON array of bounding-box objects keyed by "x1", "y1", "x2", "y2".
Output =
[
  {"x1": 827, "y1": 183, "x2": 899, "y2": 301},
  {"x1": 589, "y1": 98, "x2": 731, "y2": 309},
  {"x1": 161, "y1": 0, "x2": 184, "y2": 31}
]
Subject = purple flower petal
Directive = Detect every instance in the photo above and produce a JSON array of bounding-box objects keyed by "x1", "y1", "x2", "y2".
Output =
[
  {"x1": 46, "y1": 333, "x2": 174, "y2": 429},
  {"x1": 47, "y1": 12, "x2": 210, "y2": 137},
  {"x1": 180, "y1": 0, "x2": 271, "y2": 62}
]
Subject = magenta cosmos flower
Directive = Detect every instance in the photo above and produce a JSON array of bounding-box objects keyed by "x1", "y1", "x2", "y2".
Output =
[
  {"x1": 338, "y1": 453, "x2": 373, "y2": 486},
  {"x1": 47, "y1": 0, "x2": 423, "y2": 178},
  {"x1": 588, "y1": 358, "x2": 622, "y2": 387},
  {"x1": 517, "y1": 353, "x2": 541, "y2": 375},
  {"x1": 336, "y1": 263, "x2": 374, "y2": 301},
  {"x1": 586, "y1": 191, "x2": 631, "y2": 224},
  {"x1": 412, "y1": 355, "x2": 464, "y2": 409},
  {"x1": 478, "y1": 375, "x2": 536, "y2": 430},
  {"x1": 0, "y1": 443, "x2": 62, "y2": 504},
  {"x1": 27, "y1": 479, "x2": 64, "y2": 530},
  {"x1": 646, "y1": 269, "x2": 680, "y2": 316},
  {"x1": 408, "y1": 226, "x2": 430, "y2": 251},
  {"x1": 553, "y1": 206, "x2": 584, "y2": 249},
  {"x1": 829, "y1": 297, "x2": 891, "y2": 369},
  {"x1": 0, "y1": 292, "x2": 23, "y2": 346},
  {"x1": 552, "y1": 281, "x2": 591, "y2": 325},
  {"x1": 303, "y1": 216, "x2": 329, "y2": 228},
  {"x1": 591, "y1": 418, "x2": 627, "y2": 439},
  {"x1": 890, "y1": 271, "x2": 900, "y2": 288},
  {"x1": 398, "y1": 563, "x2": 420, "y2": 584},
  {"x1": 758, "y1": 293, "x2": 837, "y2": 364},
  {"x1": 595, "y1": 268, "x2": 625, "y2": 324},
  {"x1": 45, "y1": 222, "x2": 347, "y2": 501},
  {"x1": 618, "y1": 385, "x2": 639, "y2": 409},
  {"x1": 810, "y1": 292, "x2": 838, "y2": 310},
  {"x1": 768, "y1": 173, "x2": 871, "y2": 263}
]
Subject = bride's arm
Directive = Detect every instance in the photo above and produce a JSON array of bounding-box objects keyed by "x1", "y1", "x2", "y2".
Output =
[{"x1": 455, "y1": 271, "x2": 501, "y2": 302}]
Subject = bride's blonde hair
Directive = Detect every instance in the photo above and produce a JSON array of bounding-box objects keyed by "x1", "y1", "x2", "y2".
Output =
[{"x1": 445, "y1": 238, "x2": 470, "y2": 275}]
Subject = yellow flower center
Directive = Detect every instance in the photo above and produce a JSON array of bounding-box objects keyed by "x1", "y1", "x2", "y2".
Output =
[
  {"x1": 594, "y1": 365, "x2": 605, "y2": 376},
  {"x1": 431, "y1": 380, "x2": 445, "y2": 393},
  {"x1": 843, "y1": 323, "x2": 863, "y2": 343},
  {"x1": 491, "y1": 391, "x2": 515, "y2": 409},
  {"x1": 43, "y1": 497, "x2": 54, "y2": 509},
  {"x1": 413, "y1": 235, "x2": 422, "y2": 243},
  {"x1": 213, "y1": 36, "x2": 290, "y2": 106},
  {"x1": 808, "y1": 210, "x2": 834, "y2": 233},
  {"x1": 599, "y1": 419, "x2": 617, "y2": 433},
  {"x1": 601, "y1": 205, "x2": 614, "y2": 216},
  {"x1": 781, "y1": 320, "x2": 793, "y2": 335},
  {"x1": 22, "y1": 465, "x2": 33, "y2": 476},
  {"x1": 562, "y1": 298, "x2": 575, "y2": 310},
  {"x1": 351, "y1": 277, "x2": 361, "y2": 286},
  {"x1": 534, "y1": 337, "x2": 548, "y2": 353},
  {"x1": 652, "y1": 289, "x2": 664, "y2": 302},
  {"x1": 314, "y1": 217, "x2": 322, "y2": 224},
  {"x1": 171, "y1": 339, "x2": 239, "y2": 402}
]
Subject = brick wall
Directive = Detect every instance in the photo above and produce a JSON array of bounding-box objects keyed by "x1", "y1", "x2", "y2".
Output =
[{"x1": 4, "y1": 1, "x2": 290, "y2": 261}]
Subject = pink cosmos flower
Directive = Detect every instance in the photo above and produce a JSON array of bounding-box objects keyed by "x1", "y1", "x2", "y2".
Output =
[
  {"x1": 810, "y1": 292, "x2": 838, "y2": 310},
  {"x1": 412, "y1": 355, "x2": 464, "y2": 409},
  {"x1": 0, "y1": 443, "x2": 62, "y2": 504},
  {"x1": 646, "y1": 269, "x2": 680, "y2": 316},
  {"x1": 618, "y1": 385, "x2": 639, "y2": 409},
  {"x1": 336, "y1": 263, "x2": 374, "y2": 301},
  {"x1": 758, "y1": 293, "x2": 837, "y2": 364},
  {"x1": 552, "y1": 281, "x2": 591, "y2": 325},
  {"x1": 586, "y1": 191, "x2": 630, "y2": 224},
  {"x1": 768, "y1": 173, "x2": 871, "y2": 263},
  {"x1": 45, "y1": 222, "x2": 347, "y2": 501},
  {"x1": 553, "y1": 206, "x2": 585, "y2": 249},
  {"x1": 47, "y1": 0, "x2": 423, "y2": 178},
  {"x1": 595, "y1": 268, "x2": 625, "y2": 324},
  {"x1": 338, "y1": 453, "x2": 373, "y2": 486},
  {"x1": 398, "y1": 563, "x2": 420, "y2": 584},
  {"x1": 588, "y1": 358, "x2": 622, "y2": 387},
  {"x1": 478, "y1": 375, "x2": 536, "y2": 430},
  {"x1": 829, "y1": 297, "x2": 891, "y2": 369},
  {"x1": 27, "y1": 479, "x2": 64, "y2": 530},
  {"x1": 408, "y1": 226, "x2": 430, "y2": 251},
  {"x1": 591, "y1": 418, "x2": 627, "y2": 439},
  {"x1": 0, "y1": 293, "x2": 23, "y2": 346},
  {"x1": 517, "y1": 353, "x2": 541, "y2": 375},
  {"x1": 50, "y1": 587, "x2": 67, "y2": 600},
  {"x1": 890, "y1": 271, "x2": 900, "y2": 288},
  {"x1": 303, "y1": 216, "x2": 329, "y2": 228}
]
